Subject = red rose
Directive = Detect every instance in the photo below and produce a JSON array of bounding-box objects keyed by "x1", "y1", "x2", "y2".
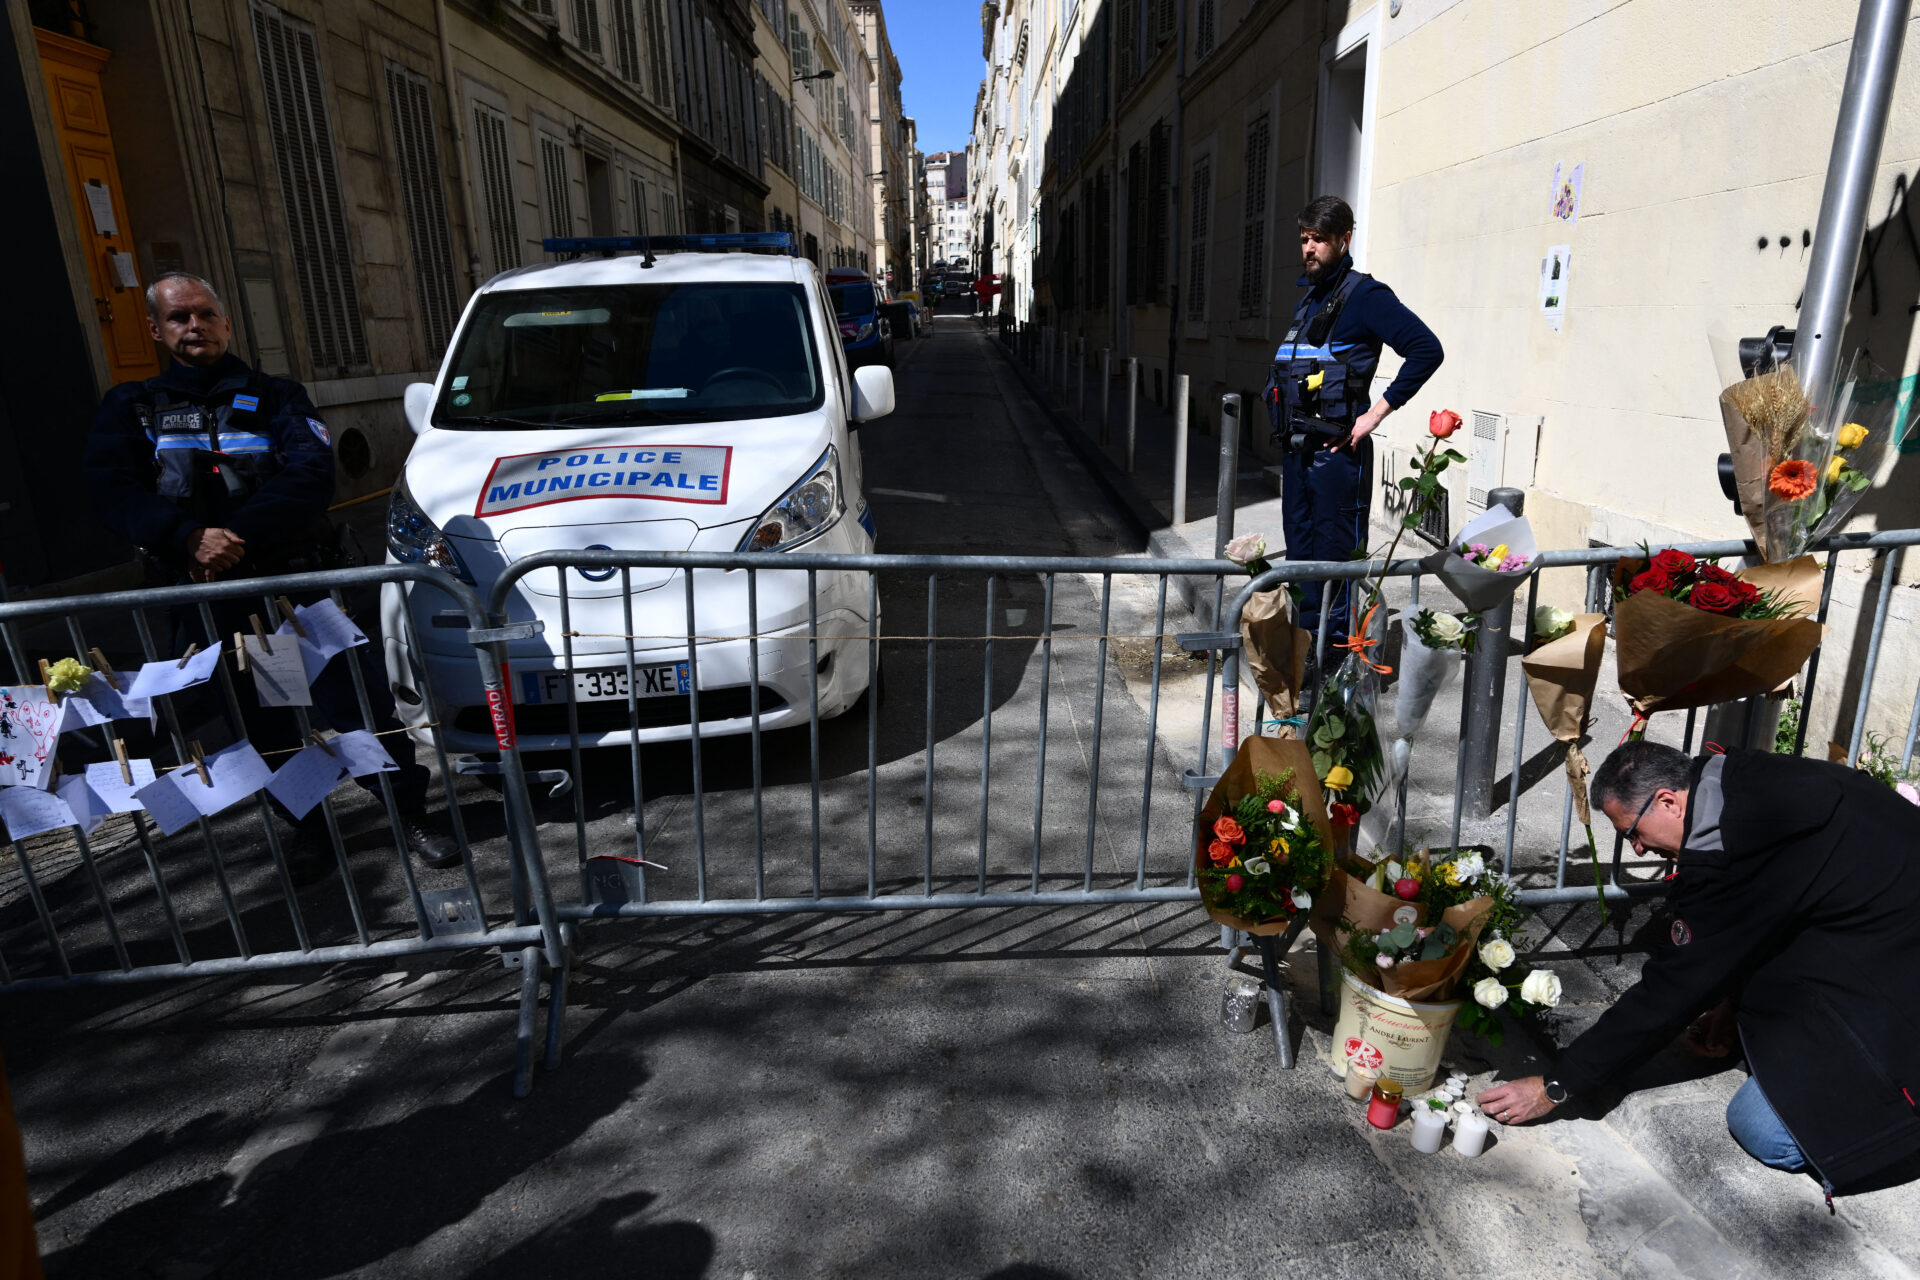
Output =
[
  {"x1": 1213, "y1": 815, "x2": 1247, "y2": 844},
  {"x1": 1689, "y1": 581, "x2": 1740, "y2": 614},
  {"x1": 1394, "y1": 877, "x2": 1420, "y2": 900},
  {"x1": 1429, "y1": 409, "x2": 1463, "y2": 439},
  {"x1": 1694, "y1": 562, "x2": 1739, "y2": 588},
  {"x1": 1650, "y1": 549, "x2": 1697, "y2": 576},
  {"x1": 1225, "y1": 873, "x2": 1244, "y2": 892},
  {"x1": 1629, "y1": 567, "x2": 1675, "y2": 596},
  {"x1": 1727, "y1": 580, "x2": 1761, "y2": 609},
  {"x1": 1330, "y1": 802, "x2": 1360, "y2": 827}
]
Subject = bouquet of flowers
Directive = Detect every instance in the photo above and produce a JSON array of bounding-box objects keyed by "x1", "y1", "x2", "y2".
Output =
[
  {"x1": 1611, "y1": 548, "x2": 1822, "y2": 716},
  {"x1": 1194, "y1": 736, "x2": 1336, "y2": 934},
  {"x1": 1224, "y1": 532, "x2": 1312, "y2": 736},
  {"x1": 1388, "y1": 608, "x2": 1473, "y2": 747},
  {"x1": 1801, "y1": 353, "x2": 1903, "y2": 546},
  {"x1": 1424, "y1": 503, "x2": 1539, "y2": 611},
  {"x1": 1522, "y1": 608, "x2": 1610, "y2": 922},
  {"x1": 1305, "y1": 602, "x2": 1387, "y2": 841}
]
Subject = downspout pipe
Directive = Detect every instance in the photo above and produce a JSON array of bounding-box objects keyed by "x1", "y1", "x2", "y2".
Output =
[
  {"x1": 1794, "y1": 0, "x2": 1911, "y2": 404},
  {"x1": 1164, "y1": 0, "x2": 1187, "y2": 398}
]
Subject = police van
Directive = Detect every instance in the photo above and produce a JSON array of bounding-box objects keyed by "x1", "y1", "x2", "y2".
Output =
[{"x1": 381, "y1": 232, "x2": 892, "y2": 752}]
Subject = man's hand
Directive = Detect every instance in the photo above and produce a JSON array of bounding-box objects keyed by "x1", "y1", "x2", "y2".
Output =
[
  {"x1": 1683, "y1": 999, "x2": 1739, "y2": 1058},
  {"x1": 1337, "y1": 398, "x2": 1393, "y2": 451},
  {"x1": 187, "y1": 527, "x2": 246, "y2": 578},
  {"x1": 1477, "y1": 1076, "x2": 1556, "y2": 1125}
]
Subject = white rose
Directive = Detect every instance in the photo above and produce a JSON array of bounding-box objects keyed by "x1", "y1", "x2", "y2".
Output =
[
  {"x1": 1479, "y1": 938, "x2": 1516, "y2": 971},
  {"x1": 1533, "y1": 604, "x2": 1575, "y2": 642},
  {"x1": 1473, "y1": 977, "x2": 1509, "y2": 1009},
  {"x1": 1520, "y1": 970, "x2": 1563, "y2": 1008},
  {"x1": 1426, "y1": 612, "x2": 1466, "y2": 645},
  {"x1": 1223, "y1": 532, "x2": 1268, "y2": 566}
]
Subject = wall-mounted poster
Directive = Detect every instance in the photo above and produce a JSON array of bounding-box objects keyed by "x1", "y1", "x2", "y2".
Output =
[
  {"x1": 1551, "y1": 162, "x2": 1584, "y2": 225},
  {"x1": 1539, "y1": 246, "x2": 1572, "y2": 333}
]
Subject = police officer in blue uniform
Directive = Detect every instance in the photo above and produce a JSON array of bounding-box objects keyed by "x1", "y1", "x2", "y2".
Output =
[
  {"x1": 84, "y1": 272, "x2": 458, "y2": 879},
  {"x1": 1267, "y1": 197, "x2": 1443, "y2": 647}
]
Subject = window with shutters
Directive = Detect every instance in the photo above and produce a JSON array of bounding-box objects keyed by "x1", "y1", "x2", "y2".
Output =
[
  {"x1": 539, "y1": 133, "x2": 574, "y2": 238},
  {"x1": 788, "y1": 14, "x2": 810, "y2": 79},
  {"x1": 383, "y1": 64, "x2": 457, "y2": 356},
  {"x1": 1117, "y1": 0, "x2": 1137, "y2": 89},
  {"x1": 629, "y1": 172, "x2": 651, "y2": 235},
  {"x1": 249, "y1": 2, "x2": 367, "y2": 370},
  {"x1": 645, "y1": 0, "x2": 672, "y2": 106},
  {"x1": 1153, "y1": 0, "x2": 1174, "y2": 48},
  {"x1": 1124, "y1": 141, "x2": 1145, "y2": 304},
  {"x1": 611, "y1": 0, "x2": 642, "y2": 84},
  {"x1": 1239, "y1": 114, "x2": 1270, "y2": 318},
  {"x1": 1148, "y1": 120, "x2": 1170, "y2": 300},
  {"x1": 522, "y1": 0, "x2": 556, "y2": 16},
  {"x1": 1195, "y1": 0, "x2": 1215, "y2": 60},
  {"x1": 572, "y1": 0, "x2": 603, "y2": 55},
  {"x1": 470, "y1": 102, "x2": 519, "y2": 276},
  {"x1": 1187, "y1": 154, "x2": 1211, "y2": 320}
]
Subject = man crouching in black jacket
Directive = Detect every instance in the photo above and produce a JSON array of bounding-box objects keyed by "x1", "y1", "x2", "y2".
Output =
[{"x1": 1478, "y1": 740, "x2": 1920, "y2": 1201}]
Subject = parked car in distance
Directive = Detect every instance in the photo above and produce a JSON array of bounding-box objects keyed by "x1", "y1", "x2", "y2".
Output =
[{"x1": 826, "y1": 267, "x2": 894, "y2": 368}]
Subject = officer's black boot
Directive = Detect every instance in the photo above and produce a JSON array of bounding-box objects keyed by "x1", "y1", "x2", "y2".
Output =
[{"x1": 403, "y1": 813, "x2": 463, "y2": 869}]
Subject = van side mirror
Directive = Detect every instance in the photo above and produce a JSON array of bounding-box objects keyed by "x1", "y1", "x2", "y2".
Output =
[
  {"x1": 403, "y1": 382, "x2": 436, "y2": 436},
  {"x1": 850, "y1": 364, "x2": 895, "y2": 423}
]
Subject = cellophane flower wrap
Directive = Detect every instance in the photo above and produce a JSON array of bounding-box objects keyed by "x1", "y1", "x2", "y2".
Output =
[
  {"x1": 1806, "y1": 353, "x2": 1904, "y2": 546},
  {"x1": 1194, "y1": 736, "x2": 1336, "y2": 935},
  {"x1": 1425, "y1": 504, "x2": 1538, "y2": 612},
  {"x1": 1304, "y1": 603, "x2": 1388, "y2": 835},
  {"x1": 1612, "y1": 549, "x2": 1822, "y2": 716},
  {"x1": 1389, "y1": 610, "x2": 1469, "y2": 746}
]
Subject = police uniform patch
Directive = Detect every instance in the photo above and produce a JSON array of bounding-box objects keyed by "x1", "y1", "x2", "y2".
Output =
[
  {"x1": 1670, "y1": 918, "x2": 1692, "y2": 946},
  {"x1": 307, "y1": 417, "x2": 331, "y2": 446},
  {"x1": 232, "y1": 394, "x2": 260, "y2": 412}
]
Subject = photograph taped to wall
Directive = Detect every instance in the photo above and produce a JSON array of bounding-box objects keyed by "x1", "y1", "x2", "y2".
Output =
[{"x1": 1539, "y1": 246, "x2": 1572, "y2": 332}]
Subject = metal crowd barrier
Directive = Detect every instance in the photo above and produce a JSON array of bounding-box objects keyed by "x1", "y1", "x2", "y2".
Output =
[{"x1": 0, "y1": 565, "x2": 564, "y2": 1097}]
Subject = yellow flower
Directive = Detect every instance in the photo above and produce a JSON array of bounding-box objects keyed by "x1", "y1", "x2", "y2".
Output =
[
  {"x1": 1442, "y1": 862, "x2": 1463, "y2": 887},
  {"x1": 1488, "y1": 544, "x2": 1509, "y2": 563},
  {"x1": 1269, "y1": 837, "x2": 1289, "y2": 856},
  {"x1": 44, "y1": 657, "x2": 93, "y2": 697},
  {"x1": 1324, "y1": 765, "x2": 1354, "y2": 790},
  {"x1": 1828, "y1": 456, "x2": 1847, "y2": 484},
  {"x1": 1838, "y1": 422, "x2": 1869, "y2": 449}
]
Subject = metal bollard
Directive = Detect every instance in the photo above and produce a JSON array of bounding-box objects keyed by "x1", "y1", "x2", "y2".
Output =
[
  {"x1": 1103, "y1": 348, "x2": 1116, "y2": 439},
  {"x1": 1125, "y1": 357, "x2": 1139, "y2": 472},
  {"x1": 1215, "y1": 393, "x2": 1241, "y2": 554},
  {"x1": 1172, "y1": 373, "x2": 1190, "y2": 524},
  {"x1": 1077, "y1": 337, "x2": 1087, "y2": 421},
  {"x1": 1461, "y1": 486, "x2": 1523, "y2": 822}
]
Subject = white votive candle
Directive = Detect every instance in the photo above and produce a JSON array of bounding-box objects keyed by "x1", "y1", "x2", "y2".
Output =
[
  {"x1": 1410, "y1": 1104, "x2": 1449, "y2": 1154},
  {"x1": 1453, "y1": 1108, "x2": 1491, "y2": 1157}
]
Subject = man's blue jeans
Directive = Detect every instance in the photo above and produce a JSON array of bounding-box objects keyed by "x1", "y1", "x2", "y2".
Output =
[
  {"x1": 1280, "y1": 437, "x2": 1374, "y2": 644},
  {"x1": 1726, "y1": 1075, "x2": 1807, "y2": 1172}
]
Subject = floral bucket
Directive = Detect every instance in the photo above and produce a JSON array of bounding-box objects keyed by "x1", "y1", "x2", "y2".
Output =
[{"x1": 1328, "y1": 969, "x2": 1461, "y2": 1093}]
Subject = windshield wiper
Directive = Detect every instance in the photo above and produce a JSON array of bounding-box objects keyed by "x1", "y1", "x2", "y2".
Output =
[{"x1": 444, "y1": 413, "x2": 554, "y2": 429}]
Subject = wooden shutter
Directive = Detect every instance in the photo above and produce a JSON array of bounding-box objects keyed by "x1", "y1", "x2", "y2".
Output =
[
  {"x1": 611, "y1": 0, "x2": 642, "y2": 84},
  {"x1": 522, "y1": 0, "x2": 556, "y2": 16},
  {"x1": 1196, "y1": 0, "x2": 1216, "y2": 59},
  {"x1": 1188, "y1": 154, "x2": 1210, "y2": 320},
  {"x1": 539, "y1": 134, "x2": 574, "y2": 239},
  {"x1": 629, "y1": 172, "x2": 651, "y2": 236},
  {"x1": 471, "y1": 102, "x2": 520, "y2": 276},
  {"x1": 383, "y1": 63, "x2": 457, "y2": 355},
  {"x1": 250, "y1": 2, "x2": 367, "y2": 370},
  {"x1": 571, "y1": 0, "x2": 603, "y2": 55},
  {"x1": 1239, "y1": 114, "x2": 1269, "y2": 318},
  {"x1": 1149, "y1": 119, "x2": 1170, "y2": 299},
  {"x1": 645, "y1": 0, "x2": 673, "y2": 106}
]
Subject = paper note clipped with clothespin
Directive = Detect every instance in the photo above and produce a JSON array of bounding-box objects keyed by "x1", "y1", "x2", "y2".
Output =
[
  {"x1": 0, "y1": 784, "x2": 79, "y2": 840},
  {"x1": 56, "y1": 671, "x2": 152, "y2": 733},
  {"x1": 244, "y1": 635, "x2": 313, "y2": 707},
  {"x1": 126, "y1": 644, "x2": 223, "y2": 700},
  {"x1": 132, "y1": 740, "x2": 274, "y2": 835},
  {"x1": 84, "y1": 757, "x2": 155, "y2": 813},
  {"x1": 275, "y1": 598, "x2": 368, "y2": 683},
  {"x1": 332, "y1": 730, "x2": 400, "y2": 778},
  {"x1": 266, "y1": 742, "x2": 351, "y2": 820},
  {"x1": 55, "y1": 773, "x2": 109, "y2": 836}
]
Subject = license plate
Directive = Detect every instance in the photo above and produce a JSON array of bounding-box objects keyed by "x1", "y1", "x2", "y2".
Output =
[{"x1": 520, "y1": 663, "x2": 690, "y2": 704}]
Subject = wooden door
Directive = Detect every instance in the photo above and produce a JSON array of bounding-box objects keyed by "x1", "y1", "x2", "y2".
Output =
[{"x1": 36, "y1": 29, "x2": 159, "y2": 384}]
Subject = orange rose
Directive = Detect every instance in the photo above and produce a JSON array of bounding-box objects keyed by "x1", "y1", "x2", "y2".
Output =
[
  {"x1": 1768, "y1": 459, "x2": 1818, "y2": 501},
  {"x1": 1208, "y1": 839, "x2": 1236, "y2": 866},
  {"x1": 1429, "y1": 409, "x2": 1463, "y2": 439},
  {"x1": 1213, "y1": 815, "x2": 1247, "y2": 844}
]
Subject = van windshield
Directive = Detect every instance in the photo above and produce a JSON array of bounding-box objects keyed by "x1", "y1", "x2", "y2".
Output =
[
  {"x1": 830, "y1": 283, "x2": 877, "y2": 318},
  {"x1": 436, "y1": 282, "x2": 823, "y2": 428}
]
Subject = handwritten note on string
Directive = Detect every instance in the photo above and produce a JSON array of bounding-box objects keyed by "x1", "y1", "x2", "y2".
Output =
[
  {"x1": 133, "y1": 741, "x2": 274, "y2": 835},
  {"x1": 0, "y1": 785, "x2": 77, "y2": 840},
  {"x1": 266, "y1": 743, "x2": 349, "y2": 820},
  {"x1": 126, "y1": 646, "x2": 224, "y2": 701}
]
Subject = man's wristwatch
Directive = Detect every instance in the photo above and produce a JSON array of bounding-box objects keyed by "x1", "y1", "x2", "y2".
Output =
[{"x1": 1543, "y1": 1080, "x2": 1571, "y2": 1106}]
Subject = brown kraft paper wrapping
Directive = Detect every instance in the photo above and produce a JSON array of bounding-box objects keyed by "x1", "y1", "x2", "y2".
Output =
[
  {"x1": 1311, "y1": 856, "x2": 1496, "y2": 1003},
  {"x1": 1613, "y1": 556, "x2": 1825, "y2": 716},
  {"x1": 1195, "y1": 736, "x2": 1336, "y2": 935},
  {"x1": 1523, "y1": 613, "x2": 1608, "y2": 824},
  {"x1": 1373, "y1": 897, "x2": 1496, "y2": 1003},
  {"x1": 1719, "y1": 395, "x2": 1773, "y2": 549},
  {"x1": 1309, "y1": 864, "x2": 1427, "y2": 964},
  {"x1": 1240, "y1": 588, "x2": 1312, "y2": 734}
]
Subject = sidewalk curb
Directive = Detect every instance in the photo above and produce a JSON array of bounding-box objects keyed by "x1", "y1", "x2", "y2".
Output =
[{"x1": 990, "y1": 335, "x2": 1167, "y2": 545}]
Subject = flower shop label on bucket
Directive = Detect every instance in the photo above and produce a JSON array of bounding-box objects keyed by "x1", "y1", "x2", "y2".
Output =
[{"x1": 474, "y1": 445, "x2": 733, "y2": 517}]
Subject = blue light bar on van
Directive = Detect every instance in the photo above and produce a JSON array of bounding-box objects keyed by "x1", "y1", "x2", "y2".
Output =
[{"x1": 541, "y1": 233, "x2": 798, "y2": 257}]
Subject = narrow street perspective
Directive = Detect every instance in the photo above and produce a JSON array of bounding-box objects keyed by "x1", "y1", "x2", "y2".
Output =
[{"x1": 3, "y1": 2, "x2": 1920, "y2": 1279}]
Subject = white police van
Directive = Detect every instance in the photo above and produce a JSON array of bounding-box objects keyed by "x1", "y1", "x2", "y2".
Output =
[{"x1": 380, "y1": 233, "x2": 893, "y2": 752}]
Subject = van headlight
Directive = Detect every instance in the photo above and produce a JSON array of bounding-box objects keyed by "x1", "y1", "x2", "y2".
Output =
[
  {"x1": 387, "y1": 477, "x2": 474, "y2": 582},
  {"x1": 738, "y1": 446, "x2": 844, "y2": 552},
  {"x1": 856, "y1": 322, "x2": 874, "y2": 341}
]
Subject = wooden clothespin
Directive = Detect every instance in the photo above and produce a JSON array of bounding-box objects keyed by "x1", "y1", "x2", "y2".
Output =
[
  {"x1": 188, "y1": 739, "x2": 211, "y2": 786},
  {"x1": 310, "y1": 729, "x2": 336, "y2": 756},
  {"x1": 233, "y1": 633, "x2": 248, "y2": 673},
  {"x1": 112, "y1": 736, "x2": 132, "y2": 786},
  {"x1": 250, "y1": 613, "x2": 273, "y2": 655},
  {"x1": 275, "y1": 596, "x2": 308, "y2": 639},
  {"x1": 37, "y1": 658, "x2": 50, "y2": 687},
  {"x1": 175, "y1": 641, "x2": 200, "y2": 670},
  {"x1": 88, "y1": 647, "x2": 116, "y2": 682}
]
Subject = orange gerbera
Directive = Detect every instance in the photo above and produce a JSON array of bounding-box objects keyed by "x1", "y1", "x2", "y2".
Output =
[
  {"x1": 1768, "y1": 459, "x2": 1818, "y2": 501},
  {"x1": 1208, "y1": 839, "x2": 1236, "y2": 866},
  {"x1": 1213, "y1": 815, "x2": 1247, "y2": 844}
]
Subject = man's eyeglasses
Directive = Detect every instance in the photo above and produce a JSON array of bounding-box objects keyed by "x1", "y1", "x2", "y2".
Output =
[{"x1": 1622, "y1": 789, "x2": 1660, "y2": 848}]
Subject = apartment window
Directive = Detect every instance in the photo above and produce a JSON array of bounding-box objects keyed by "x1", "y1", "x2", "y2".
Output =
[
  {"x1": 629, "y1": 173, "x2": 652, "y2": 236},
  {"x1": 645, "y1": 0, "x2": 672, "y2": 105},
  {"x1": 611, "y1": 0, "x2": 642, "y2": 84},
  {"x1": 522, "y1": 0, "x2": 556, "y2": 15},
  {"x1": 539, "y1": 132, "x2": 574, "y2": 238},
  {"x1": 383, "y1": 63, "x2": 457, "y2": 355},
  {"x1": 788, "y1": 13, "x2": 811, "y2": 79},
  {"x1": 1195, "y1": 0, "x2": 1215, "y2": 60},
  {"x1": 1187, "y1": 153, "x2": 1211, "y2": 321},
  {"x1": 571, "y1": 0, "x2": 603, "y2": 55},
  {"x1": 1239, "y1": 114, "x2": 1270, "y2": 318},
  {"x1": 249, "y1": 2, "x2": 367, "y2": 370},
  {"x1": 470, "y1": 102, "x2": 519, "y2": 275}
]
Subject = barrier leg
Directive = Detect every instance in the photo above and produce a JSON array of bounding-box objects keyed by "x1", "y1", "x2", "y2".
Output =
[
  {"x1": 1257, "y1": 932, "x2": 1295, "y2": 1069},
  {"x1": 543, "y1": 942, "x2": 570, "y2": 1072},
  {"x1": 513, "y1": 945, "x2": 541, "y2": 1099}
]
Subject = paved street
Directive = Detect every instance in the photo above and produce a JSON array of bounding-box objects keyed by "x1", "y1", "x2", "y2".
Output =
[{"x1": 7, "y1": 320, "x2": 1920, "y2": 1280}]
